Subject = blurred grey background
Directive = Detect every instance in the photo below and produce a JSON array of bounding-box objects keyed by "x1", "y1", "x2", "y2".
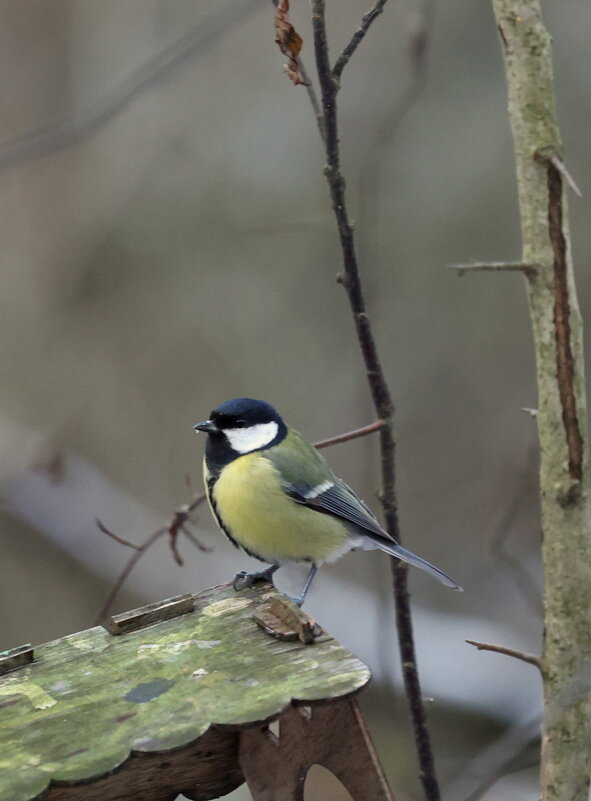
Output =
[{"x1": 0, "y1": 1, "x2": 589, "y2": 799}]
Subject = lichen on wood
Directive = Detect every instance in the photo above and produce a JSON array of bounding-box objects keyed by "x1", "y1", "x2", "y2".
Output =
[{"x1": 0, "y1": 583, "x2": 370, "y2": 801}]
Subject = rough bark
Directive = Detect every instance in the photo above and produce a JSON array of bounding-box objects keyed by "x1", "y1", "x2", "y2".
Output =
[{"x1": 490, "y1": 3, "x2": 591, "y2": 799}]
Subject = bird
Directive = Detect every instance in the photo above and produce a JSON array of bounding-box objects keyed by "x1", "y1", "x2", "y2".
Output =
[{"x1": 194, "y1": 397, "x2": 461, "y2": 606}]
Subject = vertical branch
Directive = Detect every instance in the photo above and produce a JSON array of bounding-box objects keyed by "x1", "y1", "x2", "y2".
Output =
[
  {"x1": 487, "y1": 3, "x2": 591, "y2": 799},
  {"x1": 310, "y1": 3, "x2": 441, "y2": 799}
]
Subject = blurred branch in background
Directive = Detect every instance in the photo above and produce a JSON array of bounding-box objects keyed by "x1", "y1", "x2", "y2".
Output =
[
  {"x1": 308, "y1": 2, "x2": 442, "y2": 799},
  {"x1": 448, "y1": 710, "x2": 541, "y2": 801},
  {"x1": 0, "y1": 0, "x2": 262, "y2": 172},
  {"x1": 452, "y1": 649, "x2": 591, "y2": 801},
  {"x1": 359, "y1": 0, "x2": 433, "y2": 270},
  {"x1": 0, "y1": 419, "x2": 185, "y2": 604},
  {"x1": 488, "y1": 442, "x2": 542, "y2": 617}
]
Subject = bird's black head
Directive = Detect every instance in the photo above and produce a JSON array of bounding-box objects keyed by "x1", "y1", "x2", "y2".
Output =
[{"x1": 194, "y1": 398, "x2": 287, "y2": 466}]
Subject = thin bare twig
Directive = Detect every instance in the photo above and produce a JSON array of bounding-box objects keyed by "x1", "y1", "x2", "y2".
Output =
[
  {"x1": 332, "y1": 0, "x2": 390, "y2": 80},
  {"x1": 466, "y1": 639, "x2": 542, "y2": 670},
  {"x1": 298, "y1": 58, "x2": 325, "y2": 140},
  {"x1": 96, "y1": 518, "x2": 141, "y2": 550},
  {"x1": 96, "y1": 527, "x2": 167, "y2": 623},
  {"x1": 96, "y1": 491, "x2": 209, "y2": 621},
  {"x1": 314, "y1": 419, "x2": 385, "y2": 449},
  {"x1": 448, "y1": 261, "x2": 538, "y2": 276},
  {"x1": 310, "y1": 2, "x2": 441, "y2": 799}
]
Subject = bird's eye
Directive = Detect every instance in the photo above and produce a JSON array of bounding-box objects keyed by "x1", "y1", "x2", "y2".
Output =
[{"x1": 234, "y1": 419, "x2": 247, "y2": 428}]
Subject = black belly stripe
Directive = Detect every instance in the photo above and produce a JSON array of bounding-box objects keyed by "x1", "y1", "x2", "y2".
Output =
[{"x1": 206, "y1": 476, "x2": 268, "y2": 563}]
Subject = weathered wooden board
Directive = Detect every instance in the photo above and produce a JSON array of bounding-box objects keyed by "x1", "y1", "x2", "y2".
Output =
[{"x1": 0, "y1": 582, "x2": 370, "y2": 801}]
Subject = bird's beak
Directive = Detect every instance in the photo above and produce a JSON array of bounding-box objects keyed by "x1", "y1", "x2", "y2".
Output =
[{"x1": 193, "y1": 419, "x2": 219, "y2": 434}]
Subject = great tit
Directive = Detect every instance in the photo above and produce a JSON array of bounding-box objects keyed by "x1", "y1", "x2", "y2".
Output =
[{"x1": 194, "y1": 398, "x2": 461, "y2": 606}]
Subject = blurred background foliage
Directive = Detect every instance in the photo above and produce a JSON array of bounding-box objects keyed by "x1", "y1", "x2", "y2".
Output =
[{"x1": 0, "y1": 1, "x2": 589, "y2": 799}]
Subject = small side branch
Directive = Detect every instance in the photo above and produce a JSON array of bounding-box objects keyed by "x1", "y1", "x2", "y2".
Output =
[
  {"x1": 269, "y1": 0, "x2": 324, "y2": 139},
  {"x1": 314, "y1": 420, "x2": 385, "y2": 449},
  {"x1": 96, "y1": 519, "x2": 141, "y2": 550},
  {"x1": 466, "y1": 639, "x2": 542, "y2": 670},
  {"x1": 299, "y1": 59, "x2": 325, "y2": 140},
  {"x1": 332, "y1": 0, "x2": 390, "y2": 81},
  {"x1": 448, "y1": 261, "x2": 538, "y2": 277}
]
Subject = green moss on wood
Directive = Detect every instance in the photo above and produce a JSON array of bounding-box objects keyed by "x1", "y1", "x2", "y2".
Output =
[{"x1": 0, "y1": 583, "x2": 370, "y2": 801}]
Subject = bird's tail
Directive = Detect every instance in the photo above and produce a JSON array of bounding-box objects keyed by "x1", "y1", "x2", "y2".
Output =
[{"x1": 377, "y1": 540, "x2": 462, "y2": 591}]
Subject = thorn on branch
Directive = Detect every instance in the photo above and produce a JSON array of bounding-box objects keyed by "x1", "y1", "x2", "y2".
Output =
[
  {"x1": 466, "y1": 639, "x2": 542, "y2": 670},
  {"x1": 534, "y1": 147, "x2": 582, "y2": 198},
  {"x1": 549, "y1": 155, "x2": 582, "y2": 198}
]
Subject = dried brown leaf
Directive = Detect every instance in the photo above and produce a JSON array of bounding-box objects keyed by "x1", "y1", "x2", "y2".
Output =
[{"x1": 274, "y1": 0, "x2": 310, "y2": 86}]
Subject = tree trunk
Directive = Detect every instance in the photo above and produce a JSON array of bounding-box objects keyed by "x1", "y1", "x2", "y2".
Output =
[{"x1": 490, "y1": 2, "x2": 591, "y2": 799}]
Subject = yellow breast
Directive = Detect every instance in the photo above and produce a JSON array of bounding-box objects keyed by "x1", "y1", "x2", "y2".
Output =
[{"x1": 209, "y1": 453, "x2": 349, "y2": 564}]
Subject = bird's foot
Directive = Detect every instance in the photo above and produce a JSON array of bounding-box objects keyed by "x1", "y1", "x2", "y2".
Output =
[
  {"x1": 233, "y1": 565, "x2": 279, "y2": 593},
  {"x1": 290, "y1": 593, "x2": 306, "y2": 608},
  {"x1": 289, "y1": 564, "x2": 318, "y2": 608}
]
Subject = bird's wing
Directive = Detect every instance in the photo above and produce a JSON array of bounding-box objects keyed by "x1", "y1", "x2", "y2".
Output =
[
  {"x1": 264, "y1": 430, "x2": 391, "y2": 540},
  {"x1": 294, "y1": 478, "x2": 390, "y2": 538},
  {"x1": 264, "y1": 430, "x2": 462, "y2": 591}
]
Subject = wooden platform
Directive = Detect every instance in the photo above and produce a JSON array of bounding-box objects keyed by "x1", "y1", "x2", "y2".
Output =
[{"x1": 0, "y1": 582, "x2": 392, "y2": 801}]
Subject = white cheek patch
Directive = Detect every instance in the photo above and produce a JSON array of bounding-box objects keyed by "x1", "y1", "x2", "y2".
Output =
[{"x1": 224, "y1": 421, "x2": 279, "y2": 454}]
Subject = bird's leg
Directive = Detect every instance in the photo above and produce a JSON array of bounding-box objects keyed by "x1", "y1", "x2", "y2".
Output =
[
  {"x1": 293, "y1": 564, "x2": 318, "y2": 607},
  {"x1": 233, "y1": 564, "x2": 279, "y2": 592}
]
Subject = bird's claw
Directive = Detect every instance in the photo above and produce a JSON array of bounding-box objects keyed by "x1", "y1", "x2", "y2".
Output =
[{"x1": 233, "y1": 567, "x2": 277, "y2": 592}]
